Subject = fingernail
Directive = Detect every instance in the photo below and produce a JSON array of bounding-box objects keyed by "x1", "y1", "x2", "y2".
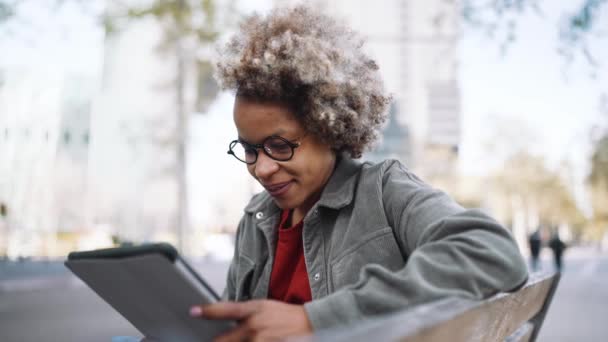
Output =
[{"x1": 189, "y1": 306, "x2": 203, "y2": 317}]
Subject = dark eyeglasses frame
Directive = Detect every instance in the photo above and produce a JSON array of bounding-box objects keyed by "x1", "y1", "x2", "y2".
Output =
[{"x1": 227, "y1": 135, "x2": 301, "y2": 164}]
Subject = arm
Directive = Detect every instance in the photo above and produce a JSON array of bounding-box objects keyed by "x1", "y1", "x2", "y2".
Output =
[{"x1": 305, "y1": 161, "x2": 528, "y2": 330}]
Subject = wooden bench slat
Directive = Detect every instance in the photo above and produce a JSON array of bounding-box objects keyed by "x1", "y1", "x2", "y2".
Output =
[
  {"x1": 505, "y1": 322, "x2": 534, "y2": 342},
  {"x1": 438, "y1": 272, "x2": 557, "y2": 342},
  {"x1": 304, "y1": 272, "x2": 559, "y2": 342}
]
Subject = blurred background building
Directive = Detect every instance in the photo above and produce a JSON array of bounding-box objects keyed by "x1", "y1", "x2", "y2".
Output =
[
  {"x1": 0, "y1": 0, "x2": 606, "y2": 260},
  {"x1": 288, "y1": 0, "x2": 462, "y2": 177},
  {"x1": 0, "y1": 67, "x2": 96, "y2": 258}
]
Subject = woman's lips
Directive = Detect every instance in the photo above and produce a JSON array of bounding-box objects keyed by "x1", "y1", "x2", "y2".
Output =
[{"x1": 265, "y1": 181, "x2": 292, "y2": 197}]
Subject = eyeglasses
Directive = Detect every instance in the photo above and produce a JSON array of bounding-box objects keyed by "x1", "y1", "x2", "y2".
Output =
[{"x1": 227, "y1": 135, "x2": 301, "y2": 164}]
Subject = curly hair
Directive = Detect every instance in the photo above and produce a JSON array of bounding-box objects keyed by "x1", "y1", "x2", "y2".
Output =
[{"x1": 214, "y1": 5, "x2": 391, "y2": 158}]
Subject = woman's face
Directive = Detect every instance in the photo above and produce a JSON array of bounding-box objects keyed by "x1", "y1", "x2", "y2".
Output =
[{"x1": 233, "y1": 96, "x2": 336, "y2": 218}]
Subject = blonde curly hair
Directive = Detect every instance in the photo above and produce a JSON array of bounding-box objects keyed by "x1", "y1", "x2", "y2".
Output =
[{"x1": 214, "y1": 5, "x2": 391, "y2": 158}]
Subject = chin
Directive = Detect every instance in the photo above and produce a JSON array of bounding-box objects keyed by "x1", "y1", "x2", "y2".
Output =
[{"x1": 273, "y1": 197, "x2": 298, "y2": 211}]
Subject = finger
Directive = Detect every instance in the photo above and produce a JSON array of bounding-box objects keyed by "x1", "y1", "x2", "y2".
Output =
[
  {"x1": 213, "y1": 322, "x2": 251, "y2": 342},
  {"x1": 194, "y1": 301, "x2": 261, "y2": 321},
  {"x1": 252, "y1": 333, "x2": 281, "y2": 342}
]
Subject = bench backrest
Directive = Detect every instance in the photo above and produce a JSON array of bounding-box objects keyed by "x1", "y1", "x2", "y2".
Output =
[{"x1": 308, "y1": 272, "x2": 560, "y2": 342}]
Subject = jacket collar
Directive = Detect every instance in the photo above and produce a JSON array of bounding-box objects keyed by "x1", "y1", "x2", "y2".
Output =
[
  {"x1": 316, "y1": 156, "x2": 361, "y2": 210},
  {"x1": 244, "y1": 155, "x2": 362, "y2": 214}
]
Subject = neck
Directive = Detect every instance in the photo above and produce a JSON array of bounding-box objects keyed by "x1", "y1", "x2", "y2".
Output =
[
  {"x1": 291, "y1": 154, "x2": 338, "y2": 224},
  {"x1": 291, "y1": 196, "x2": 316, "y2": 225}
]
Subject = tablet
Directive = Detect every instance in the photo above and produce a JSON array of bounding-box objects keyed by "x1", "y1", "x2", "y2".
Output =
[{"x1": 65, "y1": 243, "x2": 234, "y2": 342}]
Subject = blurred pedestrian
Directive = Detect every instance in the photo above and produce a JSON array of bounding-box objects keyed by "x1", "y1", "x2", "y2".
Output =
[
  {"x1": 528, "y1": 229, "x2": 542, "y2": 272},
  {"x1": 548, "y1": 231, "x2": 566, "y2": 272}
]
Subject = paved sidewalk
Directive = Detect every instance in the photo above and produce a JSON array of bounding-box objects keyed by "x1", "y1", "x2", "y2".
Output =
[
  {"x1": 537, "y1": 248, "x2": 608, "y2": 342},
  {"x1": 2, "y1": 247, "x2": 607, "y2": 341},
  {"x1": 0, "y1": 257, "x2": 230, "y2": 294}
]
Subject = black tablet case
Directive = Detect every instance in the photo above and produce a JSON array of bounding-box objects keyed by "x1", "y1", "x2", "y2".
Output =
[{"x1": 65, "y1": 243, "x2": 233, "y2": 342}]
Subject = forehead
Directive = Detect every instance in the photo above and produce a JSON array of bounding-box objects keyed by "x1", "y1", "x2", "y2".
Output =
[{"x1": 233, "y1": 96, "x2": 303, "y2": 142}]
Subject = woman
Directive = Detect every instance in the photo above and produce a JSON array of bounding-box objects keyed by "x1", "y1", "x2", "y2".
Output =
[{"x1": 189, "y1": 5, "x2": 528, "y2": 341}]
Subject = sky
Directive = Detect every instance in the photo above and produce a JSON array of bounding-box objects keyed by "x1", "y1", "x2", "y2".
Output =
[
  {"x1": 1, "y1": 0, "x2": 606, "y2": 214},
  {"x1": 0, "y1": 1, "x2": 104, "y2": 77},
  {"x1": 459, "y1": 0, "x2": 607, "y2": 176}
]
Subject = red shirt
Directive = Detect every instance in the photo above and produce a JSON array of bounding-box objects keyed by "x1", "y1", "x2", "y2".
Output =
[{"x1": 268, "y1": 209, "x2": 312, "y2": 304}]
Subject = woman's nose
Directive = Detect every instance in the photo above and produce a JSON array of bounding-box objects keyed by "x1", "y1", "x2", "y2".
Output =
[{"x1": 254, "y1": 152, "x2": 280, "y2": 180}]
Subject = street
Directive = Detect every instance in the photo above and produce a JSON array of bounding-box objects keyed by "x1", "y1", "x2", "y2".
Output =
[
  {"x1": 536, "y1": 247, "x2": 608, "y2": 342},
  {"x1": 0, "y1": 259, "x2": 230, "y2": 342},
  {"x1": 1, "y1": 247, "x2": 607, "y2": 341}
]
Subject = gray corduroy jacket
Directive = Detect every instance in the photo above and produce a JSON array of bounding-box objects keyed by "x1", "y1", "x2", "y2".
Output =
[{"x1": 222, "y1": 157, "x2": 528, "y2": 331}]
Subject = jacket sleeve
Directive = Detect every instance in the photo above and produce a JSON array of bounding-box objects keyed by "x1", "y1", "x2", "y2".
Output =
[{"x1": 304, "y1": 161, "x2": 528, "y2": 330}]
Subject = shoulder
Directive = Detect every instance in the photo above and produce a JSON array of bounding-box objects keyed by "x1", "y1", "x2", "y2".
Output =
[
  {"x1": 368, "y1": 159, "x2": 464, "y2": 221},
  {"x1": 359, "y1": 158, "x2": 427, "y2": 193},
  {"x1": 353, "y1": 159, "x2": 439, "y2": 217}
]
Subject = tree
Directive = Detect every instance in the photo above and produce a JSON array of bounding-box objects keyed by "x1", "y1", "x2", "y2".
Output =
[
  {"x1": 487, "y1": 151, "x2": 587, "y2": 241},
  {"x1": 0, "y1": 1, "x2": 15, "y2": 22},
  {"x1": 470, "y1": 115, "x2": 588, "y2": 247},
  {"x1": 588, "y1": 134, "x2": 608, "y2": 241},
  {"x1": 102, "y1": 0, "x2": 233, "y2": 252},
  {"x1": 456, "y1": 0, "x2": 608, "y2": 66},
  {"x1": 492, "y1": 153, "x2": 582, "y2": 223}
]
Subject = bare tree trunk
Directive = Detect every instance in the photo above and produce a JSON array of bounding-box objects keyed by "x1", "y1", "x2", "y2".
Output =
[{"x1": 175, "y1": 37, "x2": 189, "y2": 254}]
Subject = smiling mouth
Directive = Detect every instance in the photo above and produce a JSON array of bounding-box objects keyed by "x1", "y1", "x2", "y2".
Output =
[{"x1": 265, "y1": 181, "x2": 292, "y2": 197}]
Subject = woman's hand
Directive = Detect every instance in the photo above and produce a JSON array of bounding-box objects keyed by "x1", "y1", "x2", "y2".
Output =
[{"x1": 190, "y1": 300, "x2": 313, "y2": 342}]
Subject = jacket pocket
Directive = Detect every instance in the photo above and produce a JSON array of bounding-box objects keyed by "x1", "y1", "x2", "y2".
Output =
[
  {"x1": 329, "y1": 227, "x2": 405, "y2": 291},
  {"x1": 235, "y1": 255, "x2": 255, "y2": 301}
]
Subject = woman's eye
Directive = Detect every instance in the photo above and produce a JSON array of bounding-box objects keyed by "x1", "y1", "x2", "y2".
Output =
[
  {"x1": 268, "y1": 143, "x2": 291, "y2": 153},
  {"x1": 269, "y1": 143, "x2": 288, "y2": 149}
]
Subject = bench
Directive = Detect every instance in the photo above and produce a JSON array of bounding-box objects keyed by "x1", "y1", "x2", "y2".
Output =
[{"x1": 307, "y1": 271, "x2": 560, "y2": 342}]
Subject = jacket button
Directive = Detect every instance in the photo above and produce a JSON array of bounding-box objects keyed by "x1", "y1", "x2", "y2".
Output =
[
  {"x1": 255, "y1": 212, "x2": 264, "y2": 219},
  {"x1": 313, "y1": 273, "x2": 321, "y2": 281}
]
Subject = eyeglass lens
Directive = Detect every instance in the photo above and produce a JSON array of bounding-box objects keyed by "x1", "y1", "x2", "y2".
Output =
[{"x1": 230, "y1": 136, "x2": 295, "y2": 163}]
